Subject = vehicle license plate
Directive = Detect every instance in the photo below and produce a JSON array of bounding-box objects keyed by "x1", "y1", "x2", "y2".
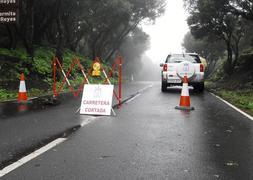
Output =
[{"x1": 167, "y1": 79, "x2": 182, "y2": 83}]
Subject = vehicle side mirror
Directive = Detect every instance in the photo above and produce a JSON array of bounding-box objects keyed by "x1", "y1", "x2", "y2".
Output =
[{"x1": 160, "y1": 63, "x2": 164, "y2": 67}]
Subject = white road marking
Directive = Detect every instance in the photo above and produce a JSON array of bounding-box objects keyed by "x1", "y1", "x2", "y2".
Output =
[
  {"x1": 80, "y1": 116, "x2": 101, "y2": 127},
  {"x1": 0, "y1": 138, "x2": 66, "y2": 178},
  {"x1": 75, "y1": 107, "x2": 81, "y2": 114},
  {"x1": 0, "y1": 115, "x2": 98, "y2": 178},
  {"x1": 125, "y1": 84, "x2": 153, "y2": 104},
  {"x1": 210, "y1": 93, "x2": 253, "y2": 121},
  {"x1": 137, "y1": 84, "x2": 153, "y2": 93},
  {"x1": 0, "y1": 83, "x2": 154, "y2": 177},
  {"x1": 125, "y1": 94, "x2": 141, "y2": 104}
]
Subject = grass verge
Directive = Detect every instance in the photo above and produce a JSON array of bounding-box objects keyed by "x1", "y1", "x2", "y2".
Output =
[
  {"x1": 0, "y1": 88, "x2": 53, "y2": 102},
  {"x1": 206, "y1": 81, "x2": 253, "y2": 116},
  {"x1": 0, "y1": 46, "x2": 118, "y2": 102}
]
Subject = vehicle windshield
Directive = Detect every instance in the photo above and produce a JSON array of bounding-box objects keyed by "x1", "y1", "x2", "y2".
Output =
[{"x1": 166, "y1": 54, "x2": 200, "y2": 63}]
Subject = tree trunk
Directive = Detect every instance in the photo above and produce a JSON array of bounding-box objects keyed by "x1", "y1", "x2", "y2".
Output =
[
  {"x1": 26, "y1": 0, "x2": 34, "y2": 59},
  {"x1": 34, "y1": 0, "x2": 58, "y2": 44},
  {"x1": 56, "y1": 19, "x2": 64, "y2": 64},
  {"x1": 90, "y1": 32, "x2": 104, "y2": 60},
  {"x1": 232, "y1": 38, "x2": 240, "y2": 68},
  {"x1": 105, "y1": 21, "x2": 139, "y2": 62},
  {"x1": 55, "y1": 0, "x2": 64, "y2": 64},
  {"x1": 6, "y1": 25, "x2": 16, "y2": 49},
  {"x1": 225, "y1": 40, "x2": 233, "y2": 74}
]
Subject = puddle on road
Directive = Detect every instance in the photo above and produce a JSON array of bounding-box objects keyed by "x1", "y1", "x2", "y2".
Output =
[{"x1": 0, "y1": 95, "x2": 69, "y2": 119}]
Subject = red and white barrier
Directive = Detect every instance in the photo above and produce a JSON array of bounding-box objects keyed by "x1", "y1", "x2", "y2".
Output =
[{"x1": 52, "y1": 55, "x2": 123, "y2": 107}]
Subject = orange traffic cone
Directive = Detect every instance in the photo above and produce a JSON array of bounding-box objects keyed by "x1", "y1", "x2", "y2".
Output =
[
  {"x1": 18, "y1": 73, "x2": 28, "y2": 102},
  {"x1": 175, "y1": 76, "x2": 194, "y2": 111}
]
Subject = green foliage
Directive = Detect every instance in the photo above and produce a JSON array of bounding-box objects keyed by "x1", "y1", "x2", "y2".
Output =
[
  {"x1": 242, "y1": 48, "x2": 253, "y2": 54},
  {"x1": 0, "y1": 88, "x2": 50, "y2": 101},
  {"x1": 219, "y1": 90, "x2": 253, "y2": 112},
  {"x1": 0, "y1": 46, "x2": 119, "y2": 102},
  {"x1": 13, "y1": 48, "x2": 29, "y2": 61},
  {"x1": 182, "y1": 32, "x2": 226, "y2": 76},
  {"x1": 0, "y1": 48, "x2": 29, "y2": 80},
  {"x1": 34, "y1": 47, "x2": 54, "y2": 75},
  {"x1": 0, "y1": 48, "x2": 12, "y2": 56},
  {"x1": 207, "y1": 79, "x2": 253, "y2": 115},
  {"x1": 0, "y1": 47, "x2": 28, "y2": 61},
  {"x1": 0, "y1": 0, "x2": 165, "y2": 62},
  {"x1": 27, "y1": 88, "x2": 53, "y2": 97},
  {"x1": 228, "y1": 0, "x2": 253, "y2": 21},
  {"x1": 0, "y1": 0, "x2": 164, "y2": 101},
  {"x1": 0, "y1": 89, "x2": 17, "y2": 100},
  {"x1": 185, "y1": 0, "x2": 249, "y2": 74}
]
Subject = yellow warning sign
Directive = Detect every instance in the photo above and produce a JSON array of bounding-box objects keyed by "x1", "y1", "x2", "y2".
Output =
[{"x1": 92, "y1": 62, "x2": 101, "y2": 77}]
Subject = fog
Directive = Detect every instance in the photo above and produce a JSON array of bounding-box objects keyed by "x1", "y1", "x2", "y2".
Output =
[{"x1": 135, "y1": 55, "x2": 162, "y2": 81}]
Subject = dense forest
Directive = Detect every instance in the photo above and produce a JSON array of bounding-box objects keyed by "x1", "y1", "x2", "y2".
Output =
[
  {"x1": 0, "y1": 0, "x2": 165, "y2": 97},
  {"x1": 1, "y1": 0, "x2": 165, "y2": 62},
  {"x1": 182, "y1": 0, "x2": 253, "y2": 113},
  {"x1": 183, "y1": 0, "x2": 253, "y2": 77},
  {"x1": 1, "y1": 0, "x2": 252, "y2": 108}
]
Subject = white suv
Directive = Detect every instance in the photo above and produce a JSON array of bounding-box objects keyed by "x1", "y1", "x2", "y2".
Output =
[{"x1": 160, "y1": 53, "x2": 205, "y2": 92}]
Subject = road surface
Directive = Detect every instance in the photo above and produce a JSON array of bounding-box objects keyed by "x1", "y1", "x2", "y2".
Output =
[{"x1": 1, "y1": 82, "x2": 253, "y2": 180}]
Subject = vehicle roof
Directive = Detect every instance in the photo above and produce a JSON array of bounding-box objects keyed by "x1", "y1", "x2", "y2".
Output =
[
  {"x1": 169, "y1": 53, "x2": 199, "y2": 56},
  {"x1": 165, "y1": 53, "x2": 201, "y2": 63},
  {"x1": 186, "y1": 53, "x2": 198, "y2": 55}
]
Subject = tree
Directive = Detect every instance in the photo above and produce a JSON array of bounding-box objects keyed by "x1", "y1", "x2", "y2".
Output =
[
  {"x1": 182, "y1": 32, "x2": 225, "y2": 76},
  {"x1": 185, "y1": 0, "x2": 245, "y2": 74},
  {"x1": 120, "y1": 28, "x2": 150, "y2": 77},
  {"x1": 229, "y1": 0, "x2": 253, "y2": 21},
  {"x1": 0, "y1": 0, "x2": 166, "y2": 67}
]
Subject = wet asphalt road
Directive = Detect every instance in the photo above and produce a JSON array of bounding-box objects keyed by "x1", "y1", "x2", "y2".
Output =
[
  {"x1": 1, "y1": 82, "x2": 253, "y2": 180},
  {"x1": 0, "y1": 82, "x2": 149, "y2": 169}
]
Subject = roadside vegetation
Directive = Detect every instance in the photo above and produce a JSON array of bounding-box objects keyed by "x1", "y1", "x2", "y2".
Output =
[
  {"x1": 205, "y1": 51, "x2": 253, "y2": 115},
  {"x1": 182, "y1": 0, "x2": 253, "y2": 116},
  {"x1": 0, "y1": 46, "x2": 96, "y2": 101},
  {"x1": 0, "y1": 0, "x2": 166, "y2": 102},
  {"x1": 0, "y1": 46, "x2": 122, "y2": 101},
  {"x1": 213, "y1": 89, "x2": 253, "y2": 116}
]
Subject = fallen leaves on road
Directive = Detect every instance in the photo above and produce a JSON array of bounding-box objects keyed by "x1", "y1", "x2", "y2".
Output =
[
  {"x1": 226, "y1": 130, "x2": 233, "y2": 133},
  {"x1": 226, "y1": 161, "x2": 239, "y2": 167},
  {"x1": 214, "y1": 174, "x2": 220, "y2": 178},
  {"x1": 214, "y1": 144, "x2": 221, "y2": 147}
]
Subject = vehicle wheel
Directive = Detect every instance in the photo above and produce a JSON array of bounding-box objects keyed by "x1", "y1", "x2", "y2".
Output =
[
  {"x1": 199, "y1": 82, "x2": 205, "y2": 92},
  {"x1": 194, "y1": 83, "x2": 204, "y2": 92},
  {"x1": 161, "y1": 82, "x2": 167, "y2": 92}
]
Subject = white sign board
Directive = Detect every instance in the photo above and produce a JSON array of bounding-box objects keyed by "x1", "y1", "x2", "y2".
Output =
[
  {"x1": 80, "y1": 84, "x2": 114, "y2": 116},
  {"x1": 176, "y1": 61, "x2": 195, "y2": 79}
]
